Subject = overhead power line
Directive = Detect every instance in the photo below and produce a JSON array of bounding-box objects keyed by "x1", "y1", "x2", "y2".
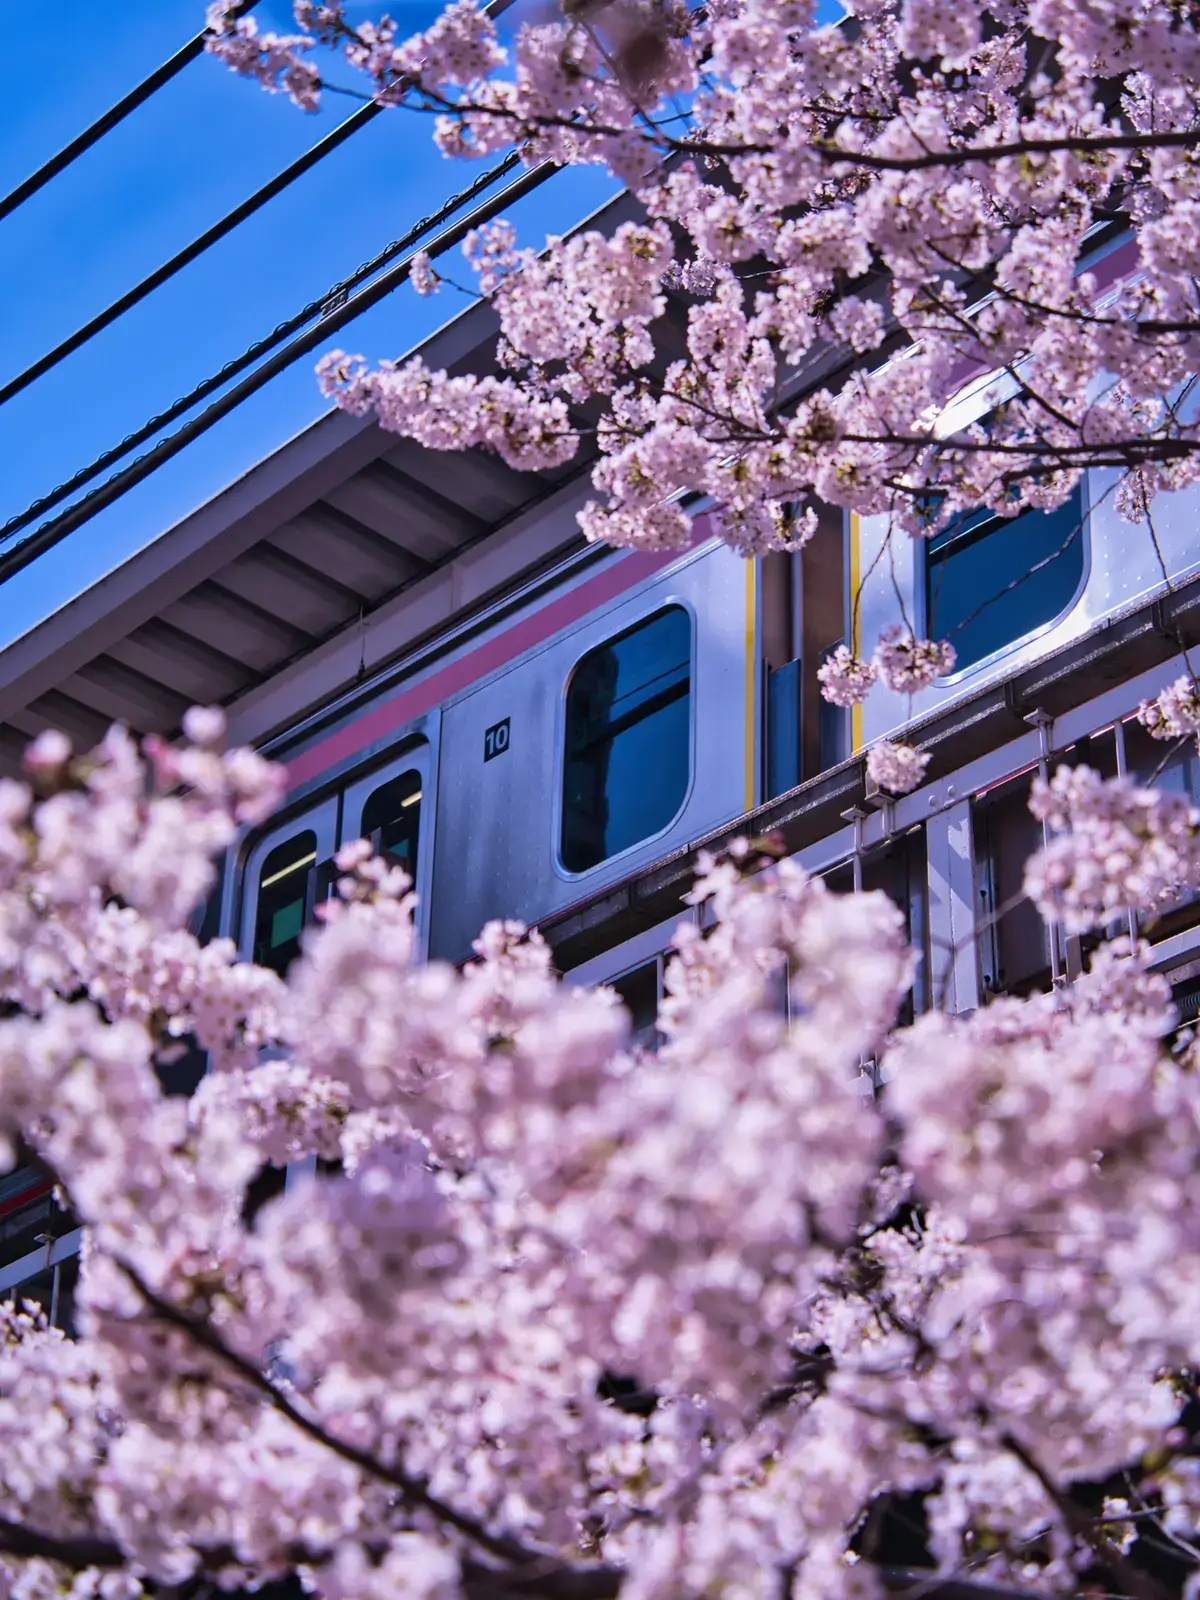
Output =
[
  {"x1": 0, "y1": 144, "x2": 524, "y2": 548},
  {"x1": 0, "y1": 154, "x2": 557, "y2": 586},
  {"x1": 0, "y1": 101, "x2": 381, "y2": 409},
  {"x1": 0, "y1": 1, "x2": 262, "y2": 225},
  {"x1": 0, "y1": 0, "x2": 523, "y2": 407}
]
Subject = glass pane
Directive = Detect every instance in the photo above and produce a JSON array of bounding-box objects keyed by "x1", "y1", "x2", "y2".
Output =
[
  {"x1": 0, "y1": 1164, "x2": 58, "y2": 1265},
  {"x1": 927, "y1": 489, "x2": 1085, "y2": 672},
  {"x1": 820, "y1": 837, "x2": 927, "y2": 1022},
  {"x1": 253, "y1": 831, "x2": 316, "y2": 976},
  {"x1": 975, "y1": 774, "x2": 1051, "y2": 997},
  {"x1": 1123, "y1": 720, "x2": 1200, "y2": 940},
  {"x1": 360, "y1": 769, "x2": 422, "y2": 877},
  {"x1": 562, "y1": 608, "x2": 691, "y2": 872},
  {"x1": 611, "y1": 960, "x2": 660, "y2": 1050}
]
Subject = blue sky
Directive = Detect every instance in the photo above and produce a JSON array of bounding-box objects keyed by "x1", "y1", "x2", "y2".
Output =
[{"x1": 0, "y1": 1, "x2": 619, "y2": 644}]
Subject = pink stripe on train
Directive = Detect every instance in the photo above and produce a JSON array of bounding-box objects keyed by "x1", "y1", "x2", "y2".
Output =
[{"x1": 286, "y1": 517, "x2": 711, "y2": 790}]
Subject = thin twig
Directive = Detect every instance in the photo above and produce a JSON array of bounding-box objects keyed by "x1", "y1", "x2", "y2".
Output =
[{"x1": 116, "y1": 1259, "x2": 537, "y2": 1570}]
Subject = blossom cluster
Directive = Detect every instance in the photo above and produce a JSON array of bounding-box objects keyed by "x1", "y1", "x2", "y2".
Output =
[
  {"x1": 0, "y1": 709, "x2": 1197, "y2": 1597},
  {"x1": 817, "y1": 645, "x2": 878, "y2": 708},
  {"x1": 1026, "y1": 761, "x2": 1200, "y2": 930},
  {"x1": 1138, "y1": 674, "x2": 1200, "y2": 740},
  {"x1": 866, "y1": 738, "x2": 930, "y2": 794},
  {"x1": 873, "y1": 626, "x2": 956, "y2": 695},
  {"x1": 205, "y1": 3, "x2": 321, "y2": 110},
  {"x1": 211, "y1": 0, "x2": 1200, "y2": 709}
]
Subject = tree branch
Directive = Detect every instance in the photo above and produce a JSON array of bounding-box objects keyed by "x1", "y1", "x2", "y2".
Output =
[
  {"x1": 808, "y1": 127, "x2": 1200, "y2": 172},
  {"x1": 116, "y1": 1259, "x2": 537, "y2": 1570},
  {"x1": 0, "y1": 1515, "x2": 124, "y2": 1571},
  {"x1": 1001, "y1": 1433, "x2": 1173, "y2": 1600}
]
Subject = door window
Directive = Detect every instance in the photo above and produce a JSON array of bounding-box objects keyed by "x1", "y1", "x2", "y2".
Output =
[
  {"x1": 252, "y1": 830, "x2": 317, "y2": 976},
  {"x1": 360, "y1": 769, "x2": 422, "y2": 878}
]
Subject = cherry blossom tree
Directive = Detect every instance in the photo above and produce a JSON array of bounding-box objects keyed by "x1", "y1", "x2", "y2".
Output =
[
  {"x1": 6, "y1": 5, "x2": 1200, "y2": 1594},
  {"x1": 1, "y1": 701, "x2": 1200, "y2": 1600},
  {"x1": 201, "y1": 0, "x2": 1200, "y2": 790}
]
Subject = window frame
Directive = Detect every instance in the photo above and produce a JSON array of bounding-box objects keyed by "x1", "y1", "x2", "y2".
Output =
[
  {"x1": 554, "y1": 599, "x2": 698, "y2": 881},
  {"x1": 238, "y1": 797, "x2": 339, "y2": 969}
]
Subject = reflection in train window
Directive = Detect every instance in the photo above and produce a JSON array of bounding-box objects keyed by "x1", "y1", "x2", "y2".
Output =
[
  {"x1": 0, "y1": 1158, "x2": 73, "y2": 1268},
  {"x1": 253, "y1": 830, "x2": 316, "y2": 976},
  {"x1": 926, "y1": 485, "x2": 1085, "y2": 673},
  {"x1": 361, "y1": 769, "x2": 422, "y2": 878},
  {"x1": 562, "y1": 607, "x2": 692, "y2": 872}
]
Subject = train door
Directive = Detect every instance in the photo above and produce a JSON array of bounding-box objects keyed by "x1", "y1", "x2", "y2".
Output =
[
  {"x1": 239, "y1": 798, "x2": 338, "y2": 976},
  {"x1": 339, "y1": 740, "x2": 436, "y2": 953}
]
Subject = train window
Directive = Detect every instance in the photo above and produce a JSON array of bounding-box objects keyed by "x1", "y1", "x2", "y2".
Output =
[
  {"x1": 821, "y1": 828, "x2": 928, "y2": 1021},
  {"x1": 562, "y1": 606, "x2": 692, "y2": 872},
  {"x1": 974, "y1": 773, "x2": 1052, "y2": 998},
  {"x1": 1122, "y1": 718, "x2": 1200, "y2": 940},
  {"x1": 611, "y1": 960, "x2": 661, "y2": 1050},
  {"x1": 361, "y1": 769, "x2": 422, "y2": 877},
  {"x1": 926, "y1": 485, "x2": 1085, "y2": 673},
  {"x1": 0, "y1": 1161, "x2": 66, "y2": 1267},
  {"x1": 253, "y1": 830, "x2": 316, "y2": 976}
]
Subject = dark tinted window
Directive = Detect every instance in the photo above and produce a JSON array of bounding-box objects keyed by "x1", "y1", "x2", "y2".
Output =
[
  {"x1": 253, "y1": 830, "x2": 316, "y2": 976},
  {"x1": 1123, "y1": 719, "x2": 1200, "y2": 941},
  {"x1": 822, "y1": 828, "x2": 928, "y2": 1022},
  {"x1": 926, "y1": 487, "x2": 1085, "y2": 673},
  {"x1": 611, "y1": 960, "x2": 661, "y2": 1050},
  {"x1": 974, "y1": 773, "x2": 1050, "y2": 997},
  {"x1": 0, "y1": 1162, "x2": 71, "y2": 1266},
  {"x1": 562, "y1": 607, "x2": 691, "y2": 872},
  {"x1": 361, "y1": 769, "x2": 422, "y2": 878}
]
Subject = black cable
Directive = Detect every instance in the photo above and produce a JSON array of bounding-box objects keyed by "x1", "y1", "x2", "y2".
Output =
[
  {"x1": 0, "y1": 156, "x2": 556, "y2": 585},
  {"x1": 0, "y1": 101, "x2": 381, "y2": 409},
  {"x1": 0, "y1": 0, "x2": 523, "y2": 408},
  {"x1": 0, "y1": 2, "x2": 262, "y2": 225},
  {"x1": 0, "y1": 144, "x2": 525, "y2": 548}
]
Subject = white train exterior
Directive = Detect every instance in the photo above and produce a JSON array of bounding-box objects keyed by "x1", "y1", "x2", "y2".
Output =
[{"x1": 2, "y1": 194, "x2": 1200, "y2": 1312}]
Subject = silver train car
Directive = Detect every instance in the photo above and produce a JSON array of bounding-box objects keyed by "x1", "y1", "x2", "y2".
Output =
[
  {"x1": 229, "y1": 520, "x2": 757, "y2": 972},
  {"x1": 3, "y1": 200, "x2": 1200, "y2": 1313}
]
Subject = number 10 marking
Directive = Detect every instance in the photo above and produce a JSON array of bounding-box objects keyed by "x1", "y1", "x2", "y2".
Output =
[{"x1": 484, "y1": 717, "x2": 511, "y2": 761}]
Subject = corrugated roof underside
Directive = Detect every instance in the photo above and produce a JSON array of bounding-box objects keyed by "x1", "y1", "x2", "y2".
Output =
[{"x1": 0, "y1": 436, "x2": 575, "y2": 773}]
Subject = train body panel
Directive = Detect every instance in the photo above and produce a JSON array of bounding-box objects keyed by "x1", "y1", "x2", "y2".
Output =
[
  {"x1": 429, "y1": 537, "x2": 752, "y2": 961},
  {"x1": 219, "y1": 530, "x2": 754, "y2": 967}
]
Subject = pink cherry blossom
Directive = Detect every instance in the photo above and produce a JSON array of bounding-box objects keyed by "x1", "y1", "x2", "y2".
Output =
[
  {"x1": 0, "y1": 707, "x2": 1199, "y2": 1593},
  {"x1": 818, "y1": 646, "x2": 879, "y2": 708},
  {"x1": 873, "y1": 626, "x2": 957, "y2": 694},
  {"x1": 866, "y1": 739, "x2": 930, "y2": 793}
]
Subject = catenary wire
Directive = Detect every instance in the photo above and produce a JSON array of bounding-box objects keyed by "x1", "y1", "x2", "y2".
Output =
[
  {"x1": 0, "y1": 102, "x2": 381, "y2": 409},
  {"x1": 0, "y1": 142, "x2": 524, "y2": 549},
  {"x1": 0, "y1": 1, "x2": 262, "y2": 225},
  {"x1": 0, "y1": 0, "x2": 524, "y2": 408},
  {"x1": 0, "y1": 155, "x2": 557, "y2": 585}
]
